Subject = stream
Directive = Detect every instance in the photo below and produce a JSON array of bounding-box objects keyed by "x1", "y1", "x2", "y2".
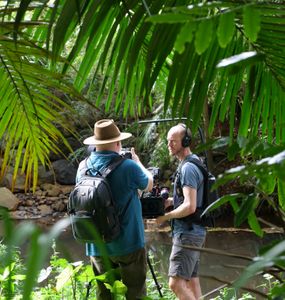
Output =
[
  {"x1": 1, "y1": 217, "x2": 284, "y2": 299},
  {"x1": 55, "y1": 222, "x2": 284, "y2": 299}
]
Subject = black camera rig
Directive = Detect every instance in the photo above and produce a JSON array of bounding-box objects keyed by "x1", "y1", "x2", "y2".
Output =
[
  {"x1": 140, "y1": 167, "x2": 169, "y2": 219},
  {"x1": 87, "y1": 147, "x2": 169, "y2": 218},
  {"x1": 120, "y1": 149, "x2": 169, "y2": 218}
]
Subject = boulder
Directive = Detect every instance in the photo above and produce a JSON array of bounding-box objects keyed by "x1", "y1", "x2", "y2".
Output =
[
  {"x1": 0, "y1": 167, "x2": 26, "y2": 192},
  {"x1": 52, "y1": 159, "x2": 77, "y2": 185},
  {"x1": 37, "y1": 165, "x2": 55, "y2": 185},
  {"x1": 0, "y1": 187, "x2": 20, "y2": 210},
  {"x1": 38, "y1": 204, "x2": 53, "y2": 216}
]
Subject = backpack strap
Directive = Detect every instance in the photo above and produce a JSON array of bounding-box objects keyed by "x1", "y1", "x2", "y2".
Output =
[
  {"x1": 184, "y1": 157, "x2": 217, "y2": 227},
  {"x1": 76, "y1": 158, "x2": 90, "y2": 178},
  {"x1": 174, "y1": 155, "x2": 208, "y2": 227},
  {"x1": 182, "y1": 156, "x2": 209, "y2": 209},
  {"x1": 87, "y1": 155, "x2": 132, "y2": 219},
  {"x1": 83, "y1": 155, "x2": 124, "y2": 177},
  {"x1": 100, "y1": 155, "x2": 125, "y2": 178},
  {"x1": 176, "y1": 156, "x2": 208, "y2": 207}
]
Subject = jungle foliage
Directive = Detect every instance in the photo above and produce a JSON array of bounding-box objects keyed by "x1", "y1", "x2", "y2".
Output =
[
  {"x1": 0, "y1": 1, "x2": 285, "y2": 299},
  {"x1": 0, "y1": 0, "x2": 285, "y2": 188}
]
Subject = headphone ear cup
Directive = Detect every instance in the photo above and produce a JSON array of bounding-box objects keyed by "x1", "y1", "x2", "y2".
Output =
[
  {"x1": 182, "y1": 135, "x2": 190, "y2": 147},
  {"x1": 181, "y1": 128, "x2": 192, "y2": 147}
]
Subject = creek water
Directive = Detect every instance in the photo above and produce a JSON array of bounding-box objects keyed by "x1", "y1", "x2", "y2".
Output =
[
  {"x1": 1, "y1": 218, "x2": 284, "y2": 299},
  {"x1": 146, "y1": 227, "x2": 284, "y2": 299},
  {"x1": 54, "y1": 223, "x2": 284, "y2": 300}
]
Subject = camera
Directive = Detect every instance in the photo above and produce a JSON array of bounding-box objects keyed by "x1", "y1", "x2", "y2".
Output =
[
  {"x1": 120, "y1": 148, "x2": 132, "y2": 159},
  {"x1": 140, "y1": 167, "x2": 169, "y2": 218}
]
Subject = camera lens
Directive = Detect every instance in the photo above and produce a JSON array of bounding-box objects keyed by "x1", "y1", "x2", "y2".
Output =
[{"x1": 160, "y1": 188, "x2": 169, "y2": 199}]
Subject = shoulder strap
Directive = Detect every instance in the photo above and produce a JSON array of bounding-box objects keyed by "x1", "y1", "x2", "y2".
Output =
[
  {"x1": 101, "y1": 156, "x2": 132, "y2": 219},
  {"x1": 176, "y1": 156, "x2": 207, "y2": 184},
  {"x1": 181, "y1": 156, "x2": 209, "y2": 209},
  {"x1": 100, "y1": 156, "x2": 125, "y2": 178},
  {"x1": 83, "y1": 155, "x2": 125, "y2": 177},
  {"x1": 183, "y1": 156, "x2": 208, "y2": 178},
  {"x1": 77, "y1": 158, "x2": 89, "y2": 178}
]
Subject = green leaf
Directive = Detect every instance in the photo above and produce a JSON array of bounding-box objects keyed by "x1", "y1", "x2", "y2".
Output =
[
  {"x1": 234, "y1": 240, "x2": 285, "y2": 288},
  {"x1": 257, "y1": 175, "x2": 276, "y2": 195},
  {"x1": 243, "y1": 5, "x2": 261, "y2": 42},
  {"x1": 235, "y1": 194, "x2": 259, "y2": 227},
  {"x1": 277, "y1": 178, "x2": 285, "y2": 210},
  {"x1": 270, "y1": 284, "x2": 285, "y2": 299},
  {"x1": 195, "y1": 19, "x2": 213, "y2": 55},
  {"x1": 95, "y1": 268, "x2": 121, "y2": 284},
  {"x1": 55, "y1": 266, "x2": 73, "y2": 291},
  {"x1": 201, "y1": 193, "x2": 244, "y2": 217},
  {"x1": 174, "y1": 22, "x2": 195, "y2": 54},
  {"x1": 56, "y1": 264, "x2": 83, "y2": 291},
  {"x1": 238, "y1": 66, "x2": 256, "y2": 138},
  {"x1": 147, "y1": 13, "x2": 193, "y2": 24},
  {"x1": 106, "y1": 280, "x2": 128, "y2": 295},
  {"x1": 217, "y1": 11, "x2": 235, "y2": 48},
  {"x1": 52, "y1": 0, "x2": 79, "y2": 59},
  {"x1": 14, "y1": 0, "x2": 33, "y2": 40},
  {"x1": 247, "y1": 211, "x2": 263, "y2": 237},
  {"x1": 229, "y1": 198, "x2": 239, "y2": 213}
]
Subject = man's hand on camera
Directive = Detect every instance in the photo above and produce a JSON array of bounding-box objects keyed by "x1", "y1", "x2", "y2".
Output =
[
  {"x1": 131, "y1": 147, "x2": 140, "y2": 163},
  {"x1": 156, "y1": 214, "x2": 170, "y2": 225}
]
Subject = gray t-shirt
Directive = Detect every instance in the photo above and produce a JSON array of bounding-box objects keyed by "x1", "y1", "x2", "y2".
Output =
[
  {"x1": 172, "y1": 154, "x2": 206, "y2": 235},
  {"x1": 180, "y1": 160, "x2": 204, "y2": 208}
]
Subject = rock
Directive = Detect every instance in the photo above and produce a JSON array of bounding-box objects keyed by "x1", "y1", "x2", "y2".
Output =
[
  {"x1": 60, "y1": 185, "x2": 74, "y2": 195},
  {"x1": 38, "y1": 204, "x2": 53, "y2": 216},
  {"x1": 41, "y1": 183, "x2": 62, "y2": 197},
  {"x1": 52, "y1": 202, "x2": 66, "y2": 212},
  {"x1": 0, "y1": 187, "x2": 20, "y2": 210},
  {"x1": 26, "y1": 200, "x2": 34, "y2": 206},
  {"x1": 9, "y1": 211, "x2": 27, "y2": 219},
  {"x1": 37, "y1": 165, "x2": 55, "y2": 185},
  {"x1": 49, "y1": 137, "x2": 82, "y2": 161},
  {"x1": 34, "y1": 190, "x2": 44, "y2": 197},
  {"x1": 47, "y1": 186, "x2": 62, "y2": 197},
  {"x1": 0, "y1": 168, "x2": 27, "y2": 192},
  {"x1": 51, "y1": 160, "x2": 77, "y2": 185}
]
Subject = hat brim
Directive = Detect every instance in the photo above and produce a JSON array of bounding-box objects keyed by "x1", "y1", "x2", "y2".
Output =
[{"x1": 83, "y1": 132, "x2": 132, "y2": 145}]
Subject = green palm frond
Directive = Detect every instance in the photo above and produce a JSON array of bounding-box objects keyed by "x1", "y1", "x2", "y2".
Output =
[
  {"x1": 1, "y1": 0, "x2": 285, "y2": 188},
  {"x1": 26, "y1": 0, "x2": 282, "y2": 142},
  {"x1": 0, "y1": 36, "x2": 84, "y2": 190}
]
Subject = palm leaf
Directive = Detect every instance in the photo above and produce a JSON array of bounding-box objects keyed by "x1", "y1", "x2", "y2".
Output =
[
  {"x1": 2, "y1": 0, "x2": 285, "y2": 187},
  {"x1": 13, "y1": 0, "x2": 282, "y2": 142},
  {"x1": 0, "y1": 37, "x2": 84, "y2": 190}
]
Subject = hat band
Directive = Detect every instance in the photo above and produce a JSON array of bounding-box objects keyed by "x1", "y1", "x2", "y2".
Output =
[{"x1": 95, "y1": 132, "x2": 121, "y2": 141}]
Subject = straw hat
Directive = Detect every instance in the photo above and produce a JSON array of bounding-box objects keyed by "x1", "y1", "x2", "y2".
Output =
[{"x1": 83, "y1": 119, "x2": 132, "y2": 145}]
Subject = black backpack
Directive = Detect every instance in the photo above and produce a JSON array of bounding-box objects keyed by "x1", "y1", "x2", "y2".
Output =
[
  {"x1": 68, "y1": 156, "x2": 125, "y2": 243},
  {"x1": 176, "y1": 156, "x2": 219, "y2": 227}
]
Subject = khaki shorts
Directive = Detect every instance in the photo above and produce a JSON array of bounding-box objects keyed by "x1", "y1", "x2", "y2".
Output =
[
  {"x1": 169, "y1": 233, "x2": 205, "y2": 280},
  {"x1": 91, "y1": 247, "x2": 147, "y2": 300}
]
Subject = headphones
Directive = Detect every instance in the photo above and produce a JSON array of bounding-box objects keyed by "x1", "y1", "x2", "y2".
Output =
[{"x1": 179, "y1": 124, "x2": 192, "y2": 147}]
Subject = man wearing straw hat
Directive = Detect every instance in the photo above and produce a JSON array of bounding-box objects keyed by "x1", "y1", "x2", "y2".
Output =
[{"x1": 76, "y1": 119, "x2": 153, "y2": 300}]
